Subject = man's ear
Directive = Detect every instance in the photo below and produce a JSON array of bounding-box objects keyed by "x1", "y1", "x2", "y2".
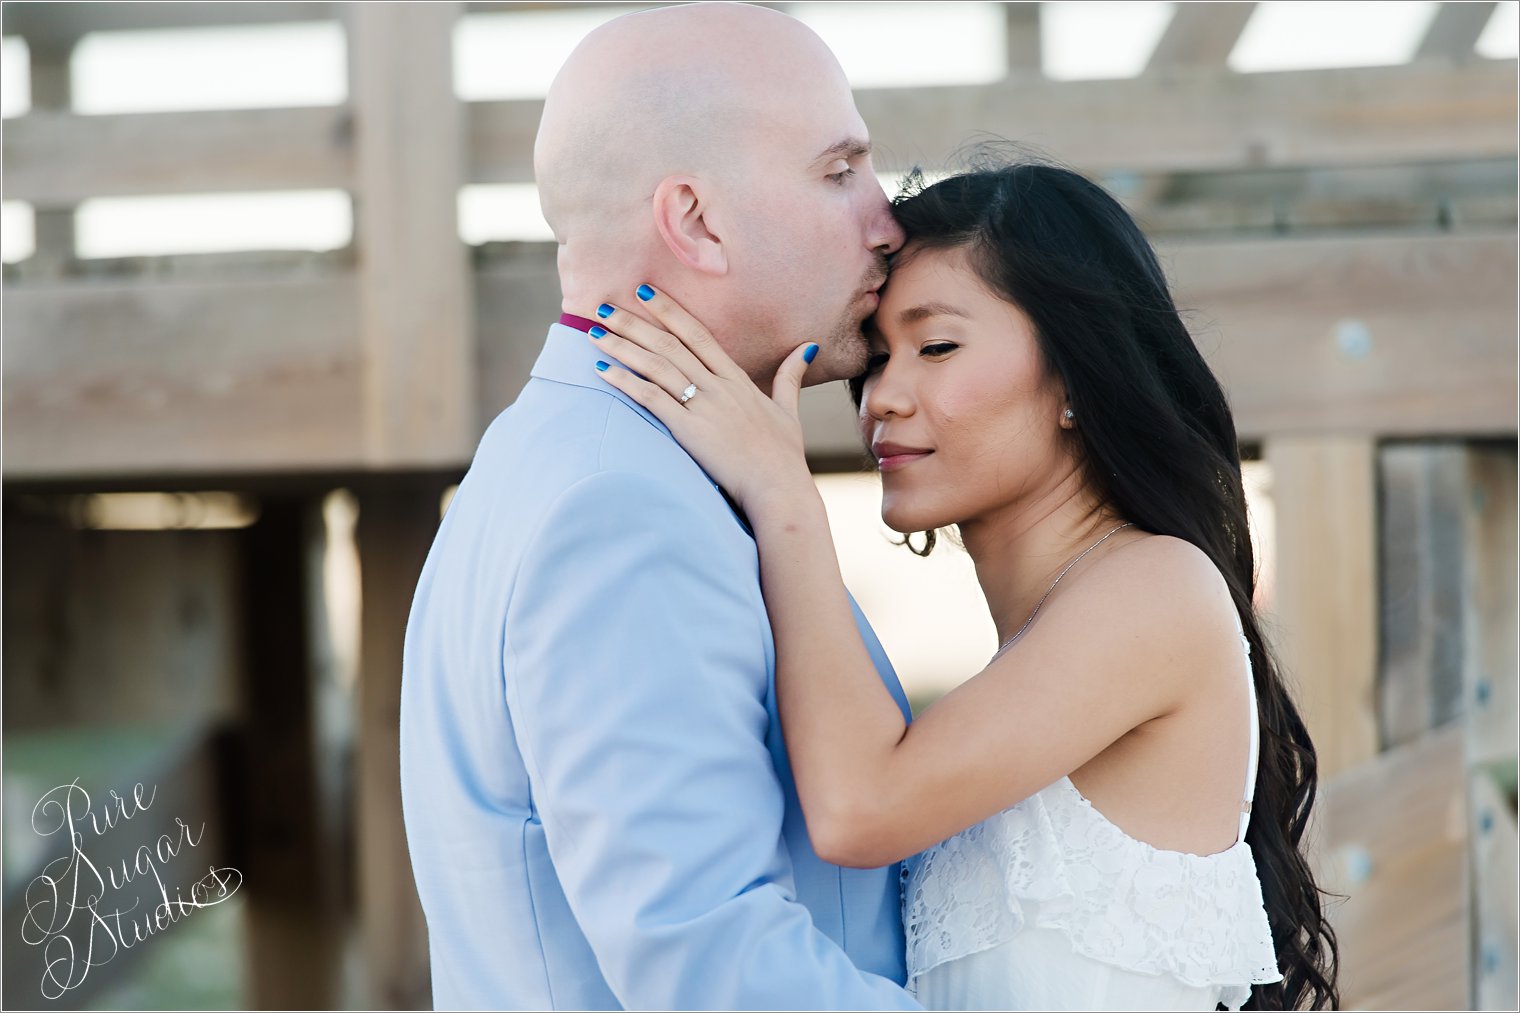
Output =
[{"x1": 652, "y1": 175, "x2": 728, "y2": 276}]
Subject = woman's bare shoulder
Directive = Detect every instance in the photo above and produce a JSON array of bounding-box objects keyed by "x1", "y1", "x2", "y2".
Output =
[
  {"x1": 1073, "y1": 532, "x2": 1246, "y2": 684},
  {"x1": 1098, "y1": 532, "x2": 1233, "y2": 605}
]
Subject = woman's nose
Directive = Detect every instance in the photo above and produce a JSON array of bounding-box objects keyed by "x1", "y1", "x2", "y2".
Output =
[{"x1": 862, "y1": 367, "x2": 914, "y2": 421}]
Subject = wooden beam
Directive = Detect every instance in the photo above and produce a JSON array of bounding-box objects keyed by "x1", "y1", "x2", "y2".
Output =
[
  {"x1": 863, "y1": 52, "x2": 1514, "y2": 172},
  {"x1": 25, "y1": 33, "x2": 77, "y2": 271},
  {"x1": 0, "y1": 1, "x2": 642, "y2": 49},
  {"x1": 1470, "y1": 769, "x2": 1518, "y2": 1009},
  {"x1": 1003, "y1": 2, "x2": 1041, "y2": 76},
  {"x1": 345, "y1": 2, "x2": 476, "y2": 467},
  {"x1": 5, "y1": 61, "x2": 1515, "y2": 202},
  {"x1": 1, "y1": 270, "x2": 366, "y2": 478},
  {"x1": 1, "y1": 510, "x2": 243, "y2": 730},
  {"x1": 1127, "y1": 158, "x2": 1519, "y2": 235},
  {"x1": 1144, "y1": 2, "x2": 1257, "y2": 73},
  {"x1": 1461, "y1": 443, "x2": 1517, "y2": 1009},
  {"x1": 1171, "y1": 232, "x2": 1517, "y2": 440},
  {"x1": 1416, "y1": 1, "x2": 1500, "y2": 62},
  {"x1": 2, "y1": 107, "x2": 354, "y2": 208},
  {"x1": 353, "y1": 483, "x2": 441, "y2": 1010},
  {"x1": 1376, "y1": 439, "x2": 1519, "y2": 748},
  {"x1": 856, "y1": 59, "x2": 1517, "y2": 177},
  {"x1": 1312, "y1": 723, "x2": 1469, "y2": 1010},
  {"x1": 235, "y1": 495, "x2": 342, "y2": 1009},
  {"x1": 1377, "y1": 445, "x2": 1470, "y2": 750},
  {"x1": 0, "y1": 1, "x2": 337, "y2": 51},
  {"x1": 1462, "y1": 444, "x2": 1518, "y2": 773},
  {"x1": 1265, "y1": 435, "x2": 1379, "y2": 780}
]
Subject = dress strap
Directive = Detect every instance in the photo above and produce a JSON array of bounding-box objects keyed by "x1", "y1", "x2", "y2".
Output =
[{"x1": 1237, "y1": 619, "x2": 1259, "y2": 843}]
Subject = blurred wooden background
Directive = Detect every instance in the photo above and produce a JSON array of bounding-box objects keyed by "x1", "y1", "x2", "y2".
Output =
[{"x1": 2, "y1": 2, "x2": 1515, "y2": 1009}]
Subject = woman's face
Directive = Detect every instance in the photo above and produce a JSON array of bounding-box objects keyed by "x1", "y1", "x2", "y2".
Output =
[{"x1": 859, "y1": 244, "x2": 1076, "y2": 534}]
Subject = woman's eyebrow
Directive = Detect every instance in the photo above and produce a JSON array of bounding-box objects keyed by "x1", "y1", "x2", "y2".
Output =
[{"x1": 896, "y1": 301, "x2": 971, "y2": 326}]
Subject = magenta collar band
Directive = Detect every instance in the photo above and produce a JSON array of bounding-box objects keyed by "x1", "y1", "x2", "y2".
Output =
[{"x1": 557, "y1": 312, "x2": 597, "y2": 333}]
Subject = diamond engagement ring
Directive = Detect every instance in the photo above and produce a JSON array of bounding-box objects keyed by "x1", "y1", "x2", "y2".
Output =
[{"x1": 678, "y1": 383, "x2": 699, "y2": 405}]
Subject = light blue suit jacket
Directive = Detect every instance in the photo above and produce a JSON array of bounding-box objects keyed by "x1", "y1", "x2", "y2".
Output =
[{"x1": 399, "y1": 321, "x2": 921, "y2": 1010}]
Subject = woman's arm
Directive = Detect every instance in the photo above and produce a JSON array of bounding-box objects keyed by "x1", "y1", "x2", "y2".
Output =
[
  {"x1": 744, "y1": 481, "x2": 913, "y2": 866},
  {"x1": 588, "y1": 288, "x2": 1213, "y2": 867}
]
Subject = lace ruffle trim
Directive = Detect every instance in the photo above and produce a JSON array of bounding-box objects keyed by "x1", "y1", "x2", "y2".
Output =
[{"x1": 902, "y1": 777, "x2": 1282, "y2": 999}]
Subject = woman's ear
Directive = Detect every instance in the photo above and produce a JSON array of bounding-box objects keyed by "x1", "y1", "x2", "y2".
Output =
[{"x1": 652, "y1": 175, "x2": 728, "y2": 276}]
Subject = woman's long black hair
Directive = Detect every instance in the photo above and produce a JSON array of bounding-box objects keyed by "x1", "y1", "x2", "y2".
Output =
[{"x1": 851, "y1": 156, "x2": 1339, "y2": 1009}]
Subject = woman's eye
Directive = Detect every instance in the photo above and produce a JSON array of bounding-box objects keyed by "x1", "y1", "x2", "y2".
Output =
[
  {"x1": 922, "y1": 342, "x2": 958, "y2": 357},
  {"x1": 828, "y1": 166, "x2": 858, "y2": 185},
  {"x1": 864, "y1": 352, "x2": 890, "y2": 373}
]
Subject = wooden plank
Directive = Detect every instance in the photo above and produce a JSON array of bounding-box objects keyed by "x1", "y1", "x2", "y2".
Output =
[
  {"x1": 1143, "y1": 2, "x2": 1257, "y2": 72},
  {"x1": 3, "y1": 107, "x2": 354, "y2": 207},
  {"x1": 0, "y1": 0, "x2": 633, "y2": 49},
  {"x1": 1, "y1": 508, "x2": 242, "y2": 730},
  {"x1": 1470, "y1": 769, "x2": 1519, "y2": 1009},
  {"x1": 856, "y1": 60, "x2": 1517, "y2": 177},
  {"x1": 1172, "y1": 232, "x2": 1517, "y2": 439},
  {"x1": 234, "y1": 496, "x2": 342, "y2": 1010},
  {"x1": 1, "y1": 271, "x2": 365, "y2": 477},
  {"x1": 6, "y1": 61, "x2": 1515, "y2": 202},
  {"x1": 1313, "y1": 723, "x2": 1469, "y2": 1010},
  {"x1": 1462, "y1": 444, "x2": 1518, "y2": 771},
  {"x1": 1377, "y1": 445, "x2": 1470, "y2": 748},
  {"x1": 1266, "y1": 436, "x2": 1379, "y2": 779},
  {"x1": 0, "y1": 2, "x2": 337, "y2": 50},
  {"x1": 1128, "y1": 159, "x2": 1518, "y2": 235},
  {"x1": 344, "y1": 2, "x2": 476, "y2": 467},
  {"x1": 1416, "y1": 2, "x2": 1500, "y2": 62},
  {"x1": 1003, "y1": 2, "x2": 1041, "y2": 75},
  {"x1": 353, "y1": 483, "x2": 439, "y2": 1010},
  {"x1": 1138, "y1": 159, "x2": 1518, "y2": 209},
  {"x1": 1462, "y1": 442, "x2": 1518, "y2": 1008},
  {"x1": 25, "y1": 35, "x2": 78, "y2": 273}
]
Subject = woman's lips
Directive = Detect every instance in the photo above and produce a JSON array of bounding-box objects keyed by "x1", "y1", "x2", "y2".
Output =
[{"x1": 878, "y1": 450, "x2": 932, "y2": 473}]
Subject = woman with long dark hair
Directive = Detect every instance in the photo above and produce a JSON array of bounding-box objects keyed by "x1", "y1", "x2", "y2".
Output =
[{"x1": 586, "y1": 159, "x2": 1339, "y2": 1010}]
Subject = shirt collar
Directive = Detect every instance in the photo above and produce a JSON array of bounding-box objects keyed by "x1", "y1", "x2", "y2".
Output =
[{"x1": 530, "y1": 316, "x2": 671, "y2": 439}]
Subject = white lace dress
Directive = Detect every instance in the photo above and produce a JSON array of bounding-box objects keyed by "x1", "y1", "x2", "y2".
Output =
[{"x1": 901, "y1": 630, "x2": 1282, "y2": 1010}]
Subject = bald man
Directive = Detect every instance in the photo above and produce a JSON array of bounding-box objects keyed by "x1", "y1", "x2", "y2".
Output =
[{"x1": 400, "y1": 5, "x2": 918, "y2": 1008}]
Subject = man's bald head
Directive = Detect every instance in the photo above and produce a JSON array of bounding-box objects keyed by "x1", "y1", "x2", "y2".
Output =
[
  {"x1": 535, "y1": 3, "x2": 846, "y2": 243},
  {"x1": 535, "y1": 2, "x2": 904, "y2": 387}
]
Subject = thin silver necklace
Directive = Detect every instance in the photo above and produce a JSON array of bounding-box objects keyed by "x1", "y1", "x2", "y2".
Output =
[{"x1": 992, "y1": 522, "x2": 1133, "y2": 661}]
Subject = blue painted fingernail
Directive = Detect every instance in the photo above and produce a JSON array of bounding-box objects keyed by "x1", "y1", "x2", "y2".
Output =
[
  {"x1": 804, "y1": 343, "x2": 819, "y2": 364},
  {"x1": 589, "y1": 325, "x2": 606, "y2": 339},
  {"x1": 636, "y1": 284, "x2": 655, "y2": 302},
  {"x1": 595, "y1": 360, "x2": 610, "y2": 372},
  {"x1": 597, "y1": 303, "x2": 614, "y2": 318}
]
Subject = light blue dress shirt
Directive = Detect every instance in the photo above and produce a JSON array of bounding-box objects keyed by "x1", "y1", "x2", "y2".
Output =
[{"x1": 400, "y1": 321, "x2": 921, "y2": 1010}]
